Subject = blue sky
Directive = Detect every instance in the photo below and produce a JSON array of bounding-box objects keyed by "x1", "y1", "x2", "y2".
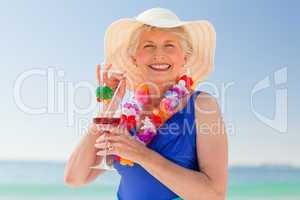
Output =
[{"x1": 1, "y1": 0, "x2": 299, "y2": 166}]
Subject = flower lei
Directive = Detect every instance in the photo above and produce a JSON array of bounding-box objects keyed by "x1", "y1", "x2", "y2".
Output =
[
  {"x1": 115, "y1": 75, "x2": 194, "y2": 166},
  {"x1": 95, "y1": 66, "x2": 194, "y2": 167}
]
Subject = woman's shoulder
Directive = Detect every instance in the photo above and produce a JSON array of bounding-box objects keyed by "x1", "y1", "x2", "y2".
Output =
[{"x1": 194, "y1": 91, "x2": 220, "y2": 116}]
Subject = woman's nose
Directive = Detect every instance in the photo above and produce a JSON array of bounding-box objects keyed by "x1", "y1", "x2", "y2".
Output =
[
  {"x1": 153, "y1": 54, "x2": 166, "y2": 62},
  {"x1": 153, "y1": 48, "x2": 166, "y2": 61}
]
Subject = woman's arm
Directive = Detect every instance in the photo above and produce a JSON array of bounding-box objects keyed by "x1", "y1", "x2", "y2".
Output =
[
  {"x1": 64, "y1": 123, "x2": 105, "y2": 187},
  {"x1": 138, "y1": 92, "x2": 228, "y2": 200},
  {"x1": 64, "y1": 64, "x2": 127, "y2": 187}
]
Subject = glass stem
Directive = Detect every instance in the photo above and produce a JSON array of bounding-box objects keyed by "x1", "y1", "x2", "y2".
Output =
[{"x1": 103, "y1": 134, "x2": 108, "y2": 161}]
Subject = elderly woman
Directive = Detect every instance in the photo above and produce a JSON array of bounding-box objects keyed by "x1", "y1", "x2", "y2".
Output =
[{"x1": 64, "y1": 8, "x2": 228, "y2": 200}]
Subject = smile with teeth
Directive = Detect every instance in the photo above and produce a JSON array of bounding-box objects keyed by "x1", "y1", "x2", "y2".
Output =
[{"x1": 148, "y1": 63, "x2": 171, "y2": 71}]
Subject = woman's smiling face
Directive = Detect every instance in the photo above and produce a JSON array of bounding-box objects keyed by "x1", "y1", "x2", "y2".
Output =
[{"x1": 131, "y1": 29, "x2": 187, "y2": 86}]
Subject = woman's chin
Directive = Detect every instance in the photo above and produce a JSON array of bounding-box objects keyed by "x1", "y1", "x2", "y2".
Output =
[
  {"x1": 140, "y1": 67, "x2": 178, "y2": 85},
  {"x1": 144, "y1": 76, "x2": 176, "y2": 87}
]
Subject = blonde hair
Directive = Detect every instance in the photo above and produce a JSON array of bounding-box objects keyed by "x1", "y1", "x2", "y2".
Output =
[{"x1": 127, "y1": 24, "x2": 193, "y2": 60}]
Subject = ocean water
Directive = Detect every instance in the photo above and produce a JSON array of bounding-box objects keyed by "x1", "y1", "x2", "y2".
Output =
[{"x1": 0, "y1": 160, "x2": 299, "y2": 200}]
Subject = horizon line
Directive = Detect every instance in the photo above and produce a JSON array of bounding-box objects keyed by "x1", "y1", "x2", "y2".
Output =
[{"x1": 1, "y1": 158, "x2": 300, "y2": 168}]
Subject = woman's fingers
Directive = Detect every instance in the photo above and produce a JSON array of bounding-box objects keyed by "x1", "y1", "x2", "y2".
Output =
[
  {"x1": 109, "y1": 71, "x2": 126, "y2": 81},
  {"x1": 106, "y1": 69, "x2": 126, "y2": 91},
  {"x1": 102, "y1": 63, "x2": 125, "y2": 85},
  {"x1": 96, "y1": 63, "x2": 127, "y2": 117},
  {"x1": 106, "y1": 73, "x2": 126, "y2": 91},
  {"x1": 88, "y1": 122, "x2": 102, "y2": 135},
  {"x1": 94, "y1": 142, "x2": 106, "y2": 149},
  {"x1": 95, "y1": 129, "x2": 112, "y2": 142},
  {"x1": 95, "y1": 132, "x2": 106, "y2": 143},
  {"x1": 95, "y1": 143, "x2": 117, "y2": 155},
  {"x1": 103, "y1": 63, "x2": 112, "y2": 84},
  {"x1": 96, "y1": 64, "x2": 101, "y2": 85},
  {"x1": 113, "y1": 125, "x2": 131, "y2": 137},
  {"x1": 96, "y1": 127, "x2": 132, "y2": 144},
  {"x1": 96, "y1": 142, "x2": 124, "y2": 156},
  {"x1": 104, "y1": 78, "x2": 126, "y2": 118},
  {"x1": 98, "y1": 63, "x2": 124, "y2": 86},
  {"x1": 109, "y1": 125, "x2": 131, "y2": 137}
]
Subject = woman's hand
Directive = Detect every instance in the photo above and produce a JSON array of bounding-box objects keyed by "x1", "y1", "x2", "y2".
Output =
[
  {"x1": 97, "y1": 63, "x2": 127, "y2": 118},
  {"x1": 94, "y1": 126, "x2": 151, "y2": 164}
]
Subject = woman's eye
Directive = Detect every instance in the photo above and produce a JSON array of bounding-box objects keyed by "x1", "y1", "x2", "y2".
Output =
[
  {"x1": 165, "y1": 44, "x2": 174, "y2": 48},
  {"x1": 144, "y1": 44, "x2": 155, "y2": 48}
]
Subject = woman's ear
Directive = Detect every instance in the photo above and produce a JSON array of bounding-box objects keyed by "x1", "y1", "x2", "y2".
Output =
[
  {"x1": 130, "y1": 55, "x2": 137, "y2": 66},
  {"x1": 184, "y1": 55, "x2": 188, "y2": 65}
]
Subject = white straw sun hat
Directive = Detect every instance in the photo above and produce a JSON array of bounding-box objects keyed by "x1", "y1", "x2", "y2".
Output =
[{"x1": 104, "y1": 7, "x2": 216, "y2": 90}]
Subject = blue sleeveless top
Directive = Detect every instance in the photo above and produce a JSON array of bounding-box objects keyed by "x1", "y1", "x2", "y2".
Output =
[{"x1": 114, "y1": 90, "x2": 202, "y2": 200}]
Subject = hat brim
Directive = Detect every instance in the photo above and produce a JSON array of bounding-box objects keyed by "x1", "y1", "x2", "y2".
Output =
[{"x1": 104, "y1": 18, "x2": 216, "y2": 91}]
